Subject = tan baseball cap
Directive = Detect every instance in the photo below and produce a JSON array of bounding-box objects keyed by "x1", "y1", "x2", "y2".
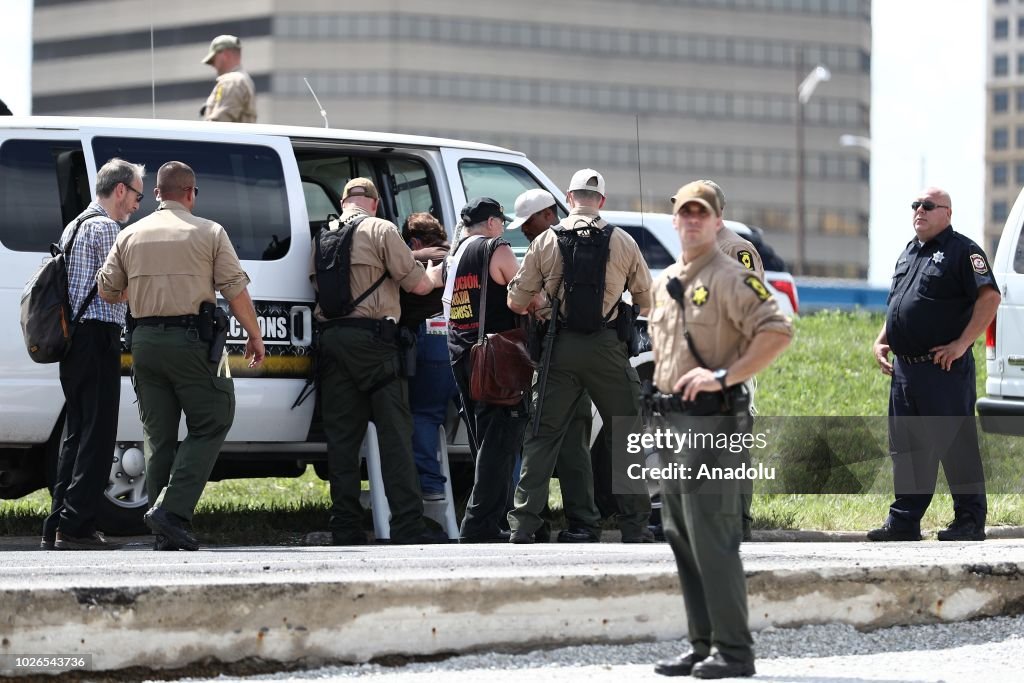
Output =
[
  {"x1": 342, "y1": 177, "x2": 380, "y2": 201},
  {"x1": 567, "y1": 168, "x2": 606, "y2": 197},
  {"x1": 508, "y1": 189, "x2": 556, "y2": 230},
  {"x1": 202, "y1": 35, "x2": 241, "y2": 65},
  {"x1": 671, "y1": 181, "x2": 722, "y2": 216}
]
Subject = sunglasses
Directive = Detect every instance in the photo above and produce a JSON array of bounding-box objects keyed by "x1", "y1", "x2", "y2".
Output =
[
  {"x1": 911, "y1": 200, "x2": 948, "y2": 212},
  {"x1": 182, "y1": 186, "x2": 199, "y2": 197},
  {"x1": 122, "y1": 183, "x2": 144, "y2": 202}
]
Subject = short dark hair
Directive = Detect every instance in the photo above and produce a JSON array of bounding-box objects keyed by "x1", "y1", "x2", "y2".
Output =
[
  {"x1": 569, "y1": 189, "x2": 602, "y2": 204},
  {"x1": 402, "y1": 212, "x2": 446, "y2": 246},
  {"x1": 156, "y1": 161, "x2": 197, "y2": 200}
]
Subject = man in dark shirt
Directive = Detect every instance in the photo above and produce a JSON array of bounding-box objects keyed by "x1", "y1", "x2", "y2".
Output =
[{"x1": 869, "y1": 187, "x2": 999, "y2": 542}]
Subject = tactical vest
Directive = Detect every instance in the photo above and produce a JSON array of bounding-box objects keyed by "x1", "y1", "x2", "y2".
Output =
[
  {"x1": 556, "y1": 222, "x2": 614, "y2": 333},
  {"x1": 314, "y1": 215, "x2": 386, "y2": 318}
]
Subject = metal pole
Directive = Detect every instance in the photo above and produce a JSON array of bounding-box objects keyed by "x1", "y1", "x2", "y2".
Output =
[{"x1": 795, "y1": 50, "x2": 806, "y2": 276}]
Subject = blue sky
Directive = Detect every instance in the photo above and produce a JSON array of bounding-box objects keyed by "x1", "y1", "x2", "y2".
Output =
[{"x1": 0, "y1": 1, "x2": 986, "y2": 285}]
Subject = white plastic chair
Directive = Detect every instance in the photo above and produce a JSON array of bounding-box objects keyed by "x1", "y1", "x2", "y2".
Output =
[{"x1": 360, "y1": 423, "x2": 459, "y2": 541}]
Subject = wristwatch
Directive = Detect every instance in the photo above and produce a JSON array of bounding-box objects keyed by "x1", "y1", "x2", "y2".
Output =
[{"x1": 713, "y1": 368, "x2": 729, "y2": 392}]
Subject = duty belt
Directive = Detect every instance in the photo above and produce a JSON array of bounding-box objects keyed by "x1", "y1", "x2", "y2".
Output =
[
  {"x1": 898, "y1": 353, "x2": 935, "y2": 364},
  {"x1": 319, "y1": 316, "x2": 397, "y2": 341},
  {"x1": 134, "y1": 315, "x2": 198, "y2": 328}
]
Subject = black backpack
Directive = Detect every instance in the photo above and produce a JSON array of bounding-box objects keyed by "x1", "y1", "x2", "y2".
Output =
[
  {"x1": 314, "y1": 214, "x2": 387, "y2": 318},
  {"x1": 20, "y1": 210, "x2": 103, "y2": 363},
  {"x1": 556, "y1": 221, "x2": 614, "y2": 333}
]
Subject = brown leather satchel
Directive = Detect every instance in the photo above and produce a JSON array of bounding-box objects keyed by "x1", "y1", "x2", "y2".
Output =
[{"x1": 468, "y1": 239, "x2": 536, "y2": 406}]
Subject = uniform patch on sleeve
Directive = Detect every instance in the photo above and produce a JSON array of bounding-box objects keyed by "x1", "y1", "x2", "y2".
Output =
[
  {"x1": 215, "y1": 85, "x2": 223, "y2": 103},
  {"x1": 744, "y1": 276, "x2": 772, "y2": 302},
  {"x1": 971, "y1": 253, "x2": 989, "y2": 274},
  {"x1": 737, "y1": 250, "x2": 755, "y2": 270},
  {"x1": 691, "y1": 285, "x2": 709, "y2": 307}
]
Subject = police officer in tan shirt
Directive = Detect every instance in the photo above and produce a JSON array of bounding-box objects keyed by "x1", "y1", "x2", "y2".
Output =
[
  {"x1": 310, "y1": 177, "x2": 446, "y2": 546},
  {"x1": 647, "y1": 181, "x2": 791, "y2": 679},
  {"x1": 98, "y1": 161, "x2": 265, "y2": 551},
  {"x1": 506, "y1": 169, "x2": 654, "y2": 544},
  {"x1": 201, "y1": 35, "x2": 257, "y2": 123}
]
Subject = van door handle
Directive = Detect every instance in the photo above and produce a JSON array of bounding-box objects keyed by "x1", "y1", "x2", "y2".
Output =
[{"x1": 290, "y1": 305, "x2": 313, "y2": 347}]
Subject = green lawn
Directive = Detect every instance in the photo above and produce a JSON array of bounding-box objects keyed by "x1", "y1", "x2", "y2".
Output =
[{"x1": 3, "y1": 310, "x2": 1021, "y2": 539}]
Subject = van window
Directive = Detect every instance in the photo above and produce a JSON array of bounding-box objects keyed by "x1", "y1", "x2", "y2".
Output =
[
  {"x1": 458, "y1": 160, "x2": 564, "y2": 251},
  {"x1": 0, "y1": 139, "x2": 89, "y2": 252},
  {"x1": 296, "y1": 152, "x2": 437, "y2": 235},
  {"x1": 1014, "y1": 217, "x2": 1024, "y2": 273},
  {"x1": 615, "y1": 224, "x2": 676, "y2": 270},
  {"x1": 91, "y1": 137, "x2": 290, "y2": 261}
]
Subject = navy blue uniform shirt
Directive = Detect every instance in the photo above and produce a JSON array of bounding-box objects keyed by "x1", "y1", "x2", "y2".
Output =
[{"x1": 885, "y1": 225, "x2": 997, "y2": 356}]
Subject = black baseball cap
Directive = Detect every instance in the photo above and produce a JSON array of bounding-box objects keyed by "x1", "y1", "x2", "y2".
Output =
[{"x1": 461, "y1": 197, "x2": 506, "y2": 225}]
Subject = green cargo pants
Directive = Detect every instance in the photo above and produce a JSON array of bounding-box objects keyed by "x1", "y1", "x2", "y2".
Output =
[
  {"x1": 510, "y1": 328, "x2": 650, "y2": 537},
  {"x1": 132, "y1": 325, "x2": 235, "y2": 522},
  {"x1": 660, "y1": 412, "x2": 754, "y2": 664},
  {"x1": 318, "y1": 325, "x2": 425, "y2": 540}
]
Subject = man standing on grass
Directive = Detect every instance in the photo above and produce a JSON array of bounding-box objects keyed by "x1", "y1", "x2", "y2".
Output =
[{"x1": 869, "y1": 187, "x2": 999, "y2": 542}]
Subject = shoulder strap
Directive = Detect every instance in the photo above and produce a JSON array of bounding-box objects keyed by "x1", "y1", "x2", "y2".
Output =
[
  {"x1": 65, "y1": 210, "x2": 105, "y2": 323},
  {"x1": 343, "y1": 214, "x2": 389, "y2": 309},
  {"x1": 476, "y1": 238, "x2": 498, "y2": 344},
  {"x1": 665, "y1": 276, "x2": 710, "y2": 369}
]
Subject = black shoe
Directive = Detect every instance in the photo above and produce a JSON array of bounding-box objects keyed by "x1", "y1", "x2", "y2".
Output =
[
  {"x1": 654, "y1": 652, "x2": 706, "y2": 676},
  {"x1": 557, "y1": 527, "x2": 600, "y2": 543},
  {"x1": 460, "y1": 530, "x2": 512, "y2": 543},
  {"x1": 153, "y1": 534, "x2": 179, "y2": 551},
  {"x1": 509, "y1": 530, "x2": 535, "y2": 544},
  {"x1": 40, "y1": 536, "x2": 55, "y2": 551},
  {"x1": 649, "y1": 524, "x2": 666, "y2": 542},
  {"x1": 937, "y1": 517, "x2": 986, "y2": 541},
  {"x1": 534, "y1": 523, "x2": 552, "y2": 543},
  {"x1": 391, "y1": 527, "x2": 450, "y2": 544},
  {"x1": 691, "y1": 652, "x2": 755, "y2": 679},
  {"x1": 622, "y1": 527, "x2": 656, "y2": 543},
  {"x1": 144, "y1": 507, "x2": 200, "y2": 551},
  {"x1": 866, "y1": 523, "x2": 921, "y2": 542},
  {"x1": 54, "y1": 530, "x2": 121, "y2": 550}
]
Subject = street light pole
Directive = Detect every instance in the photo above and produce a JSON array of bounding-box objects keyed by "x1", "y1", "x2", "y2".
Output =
[{"x1": 794, "y1": 54, "x2": 831, "y2": 277}]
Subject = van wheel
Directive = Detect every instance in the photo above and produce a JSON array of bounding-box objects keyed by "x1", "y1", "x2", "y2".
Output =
[{"x1": 96, "y1": 443, "x2": 149, "y2": 536}]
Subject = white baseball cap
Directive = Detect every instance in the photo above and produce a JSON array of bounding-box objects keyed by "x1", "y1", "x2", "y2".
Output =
[
  {"x1": 508, "y1": 189, "x2": 556, "y2": 230},
  {"x1": 567, "y1": 168, "x2": 606, "y2": 197}
]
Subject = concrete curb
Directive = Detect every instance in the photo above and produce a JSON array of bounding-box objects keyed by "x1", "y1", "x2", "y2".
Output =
[
  {"x1": 751, "y1": 526, "x2": 1024, "y2": 542},
  {"x1": 3, "y1": 557, "x2": 1024, "y2": 674}
]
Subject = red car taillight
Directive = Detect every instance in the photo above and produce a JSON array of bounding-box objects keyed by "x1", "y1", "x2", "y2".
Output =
[
  {"x1": 986, "y1": 315, "x2": 997, "y2": 361},
  {"x1": 768, "y1": 279, "x2": 799, "y2": 314}
]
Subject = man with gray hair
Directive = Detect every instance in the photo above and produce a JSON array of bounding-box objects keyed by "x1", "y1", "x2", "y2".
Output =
[{"x1": 42, "y1": 157, "x2": 145, "y2": 550}]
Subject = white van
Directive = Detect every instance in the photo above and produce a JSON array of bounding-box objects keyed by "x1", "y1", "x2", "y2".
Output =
[
  {"x1": 0, "y1": 116, "x2": 568, "y2": 533},
  {"x1": 978, "y1": 189, "x2": 1024, "y2": 434}
]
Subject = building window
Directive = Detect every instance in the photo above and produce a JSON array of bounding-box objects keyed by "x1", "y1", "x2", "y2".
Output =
[
  {"x1": 994, "y1": 163, "x2": 1009, "y2": 186},
  {"x1": 993, "y1": 200, "x2": 1009, "y2": 223},
  {"x1": 996, "y1": 18, "x2": 1010, "y2": 39},
  {"x1": 1018, "y1": 53, "x2": 1024, "y2": 74},
  {"x1": 994, "y1": 127, "x2": 1010, "y2": 150},
  {"x1": 995, "y1": 90, "x2": 1010, "y2": 112},
  {"x1": 1019, "y1": 16, "x2": 1024, "y2": 36},
  {"x1": 995, "y1": 54, "x2": 1010, "y2": 76},
  {"x1": 1016, "y1": 161, "x2": 1024, "y2": 185},
  {"x1": 1015, "y1": 125, "x2": 1024, "y2": 148}
]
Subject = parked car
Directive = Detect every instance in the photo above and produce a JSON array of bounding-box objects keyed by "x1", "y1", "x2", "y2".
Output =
[
  {"x1": 0, "y1": 116, "x2": 570, "y2": 533},
  {"x1": 977, "y1": 188, "x2": 1024, "y2": 435}
]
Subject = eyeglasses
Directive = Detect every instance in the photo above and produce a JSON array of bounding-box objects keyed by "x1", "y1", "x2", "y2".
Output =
[
  {"x1": 181, "y1": 186, "x2": 199, "y2": 197},
  {"x1": 911, "y1": 200, "x2": 949, "y2": 212},
  {"x1": 122, "y1": 183, "x2": 144, "y2": 202}
]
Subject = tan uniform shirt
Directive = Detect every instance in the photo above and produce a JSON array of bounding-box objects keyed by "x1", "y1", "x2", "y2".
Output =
[
  {"x1": 648, "y1": 247, "x2": 792, "y2": 393},
  {"x1": 97, "y1": 200, "x2": 250, "y2": 317},
  {"x1": 717, "y1": 226, "x2": 764, "y2": 277},
  {"x1": 309, "y1": 207, "x2": 426, "y2": 322},
  {"x1": 508, "y1": 207, "x2": 653, "y2": 320},
  {"x1": 203, "y1": 67, "x2": 257, "y2": 123}
]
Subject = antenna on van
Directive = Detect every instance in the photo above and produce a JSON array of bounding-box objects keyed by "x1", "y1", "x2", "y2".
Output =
[
  {"x1": 635, "y1": 114, "x2": 646, "y2": 227},
  {"x1": 150, "y1": 21, "x2": 156, "y2": 118},
  {"x1": 304, "y1": 78, "x2": 329, "y2": 129}
]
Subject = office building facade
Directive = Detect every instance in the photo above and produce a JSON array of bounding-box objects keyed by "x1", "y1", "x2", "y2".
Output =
[{"x1": 33, "y1": 0, "x2": 871, "y2": 276}]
